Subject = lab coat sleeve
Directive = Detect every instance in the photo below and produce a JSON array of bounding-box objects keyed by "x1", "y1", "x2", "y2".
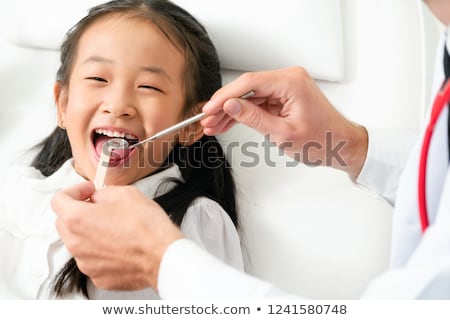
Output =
[
  {"x1": 158, "y1": 238, "x2": 296, "y2": 299},
  {"x1": 159, "y1": 198, "x2": 295, "y2": 299},
  {"x1": 158, "y1": 229, "x2": 450, "y2": 299},
  {"x1": 180, "y1": 197, "x2": 244, "y2": 271},
  {"x1": 356, "y1": 127, "x2": 417, "y2": 205},
  {"x1": 362, "y1": 218, "x2": 450, "y2": 299}
]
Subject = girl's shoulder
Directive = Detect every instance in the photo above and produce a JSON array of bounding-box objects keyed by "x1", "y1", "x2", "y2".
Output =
[
  {"x1": 0, "y1": 164, "x2": 44, "y2": 191},
  {"x1": 184, "y1": 197, "x2": 229, "y2": 223},
  {"x1": 0, "y1": 165, "x2": 46, "y2": 220},
  {"x1": 181, "y1": 196, "x2": 244, "y2": 270},
  {"x1": 181, "y1": 196, "x2": 239, "y2": 239}
]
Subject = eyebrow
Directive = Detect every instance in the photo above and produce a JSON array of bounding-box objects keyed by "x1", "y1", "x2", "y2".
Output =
[
  {"x1": 140, "y1": 66, "x2": 173, "y2": 83},
  {"x1": 82, "y1": 55, "x2": 114, "y2": 65},
  {"x1": 82, "y1": 55, "x2": 173, "y2": 83}
]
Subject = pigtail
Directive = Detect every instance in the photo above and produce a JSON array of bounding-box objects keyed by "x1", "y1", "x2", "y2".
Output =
[
  {"x1": 31, "y1": 127, "x2": 72, "y2": 177},
  {"x1": 53, "y1": 259, "x2": 88, "y2": 297},
  {"x1": 154, "y1": 135, "x2": 238, "y2": 228}
]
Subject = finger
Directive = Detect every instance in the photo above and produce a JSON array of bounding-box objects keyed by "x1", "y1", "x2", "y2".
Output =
[
  {"x1": 91, "y1": 185, "x2": 141, "y2": 204},
  {"x1": 90, "y1": 185, "x2": 122, "y2": 203},
  {"x1": 202, "y1": 71, "x2": 269, "y2": 115},
  {"x1": 203, "y1": 88, "x2": 256, "y2": 115},
  {"x1": 205, "y1": 116, "x2": 236, "y2": 135},
  {"x1": 55, "y1": 213, "x2": 71, "y2": 239},
  {"x1": 51, "y1": 181, "x2": 95, "y2": 214},
  {"x1": 267, "y1": 103, "x2": 283, "y2": 116},
  {"x1": 200, "y1": 110, "x2": 228, "y2": 128},
  {"x1": 219, "y1": 119, "x2": 237, "y2": 134},
  {"x1": 65, "y1": 181, "x2": 96, "y2": 200},
  {"x1": 223, "y1": 98, "x2": 280, "y2": 135},
  {"x1": 202, "y1": 113, "x2": 236, "y2": 136}
]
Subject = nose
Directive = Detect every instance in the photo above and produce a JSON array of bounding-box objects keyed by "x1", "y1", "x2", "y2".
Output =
[{"x1": 101, "y1": 88, "x2": 137, "y2": 118}]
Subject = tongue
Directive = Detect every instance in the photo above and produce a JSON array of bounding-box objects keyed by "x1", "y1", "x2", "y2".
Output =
[{"x1": 95, "y1": 136, "x2": 130, "y2": 163}]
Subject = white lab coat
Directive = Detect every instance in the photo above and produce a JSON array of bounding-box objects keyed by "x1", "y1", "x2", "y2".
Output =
[
  {"x1": 0, "y1": 159, "x2": 243, "y2": 299},
  {"x1": 156, "y1": 30, "x2": 450, "y2": 299},
  {"x1": 362, "y1": 30, "x2": 450, "y2": 298}
]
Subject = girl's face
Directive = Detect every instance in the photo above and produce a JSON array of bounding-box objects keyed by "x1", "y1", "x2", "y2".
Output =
[{"x1": 56, "y1": 13, "x2": 194, "y2": 185}]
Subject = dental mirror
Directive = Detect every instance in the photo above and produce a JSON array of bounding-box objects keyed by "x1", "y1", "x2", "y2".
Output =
[{"x1": 93, "y1": 138, "x2": 128, "y2": 188}]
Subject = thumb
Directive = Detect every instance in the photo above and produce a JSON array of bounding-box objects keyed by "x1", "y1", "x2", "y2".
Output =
[
  {"x1": 223, "y1": 98, "x2": 274, "y2": 134},
  {"x1": 65, "y1": 181, "x2": 96, "y2": 201},
  {"x1": 51, "y1": 181, "x2": 95, "y2": 213}
]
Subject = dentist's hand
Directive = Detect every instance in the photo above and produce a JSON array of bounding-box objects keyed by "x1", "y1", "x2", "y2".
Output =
[
  {"x1": 201, "y1": 67, "x2": 368, "y2": 180},
  {"x1": 51, "y1": 181, "x2": 184, "y2": 291}
]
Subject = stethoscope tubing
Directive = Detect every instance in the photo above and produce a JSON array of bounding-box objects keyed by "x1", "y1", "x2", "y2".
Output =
[{"x1": 418, "y1": 80, "x2": 450, "y2": 232}]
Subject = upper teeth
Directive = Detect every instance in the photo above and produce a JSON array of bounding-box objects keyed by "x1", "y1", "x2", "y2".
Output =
[{"x1": 95, "y1": 129, "x2": 137, "y2": 140}]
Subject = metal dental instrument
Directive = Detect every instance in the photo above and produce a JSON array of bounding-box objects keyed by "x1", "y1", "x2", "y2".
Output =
[{"x1": 126, "y1": 90, "x2": 255, "y2": 150}]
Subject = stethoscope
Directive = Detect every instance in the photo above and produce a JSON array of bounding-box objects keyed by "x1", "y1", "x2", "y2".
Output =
[{"x1": 418, "y1": 79, "x2": 450, "y2": 233}]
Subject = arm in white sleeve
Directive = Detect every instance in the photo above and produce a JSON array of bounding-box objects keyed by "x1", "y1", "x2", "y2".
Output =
[
  {"x1": 356, "y1": 127, "x2": 417, "y2": 205},
  {"x1": 158, "y1": 239, "x2": 296, "y2": 299},
  {"x1": 160, "y1": 227, "x2": 450, "y2": 300},
  {"x1": 158, "y1": 193, "x2": 295, "y2": 299},
  {"x1": 363, "y1": 155, "x2": 450, "y2": 299},
  {"x1": 362, "y1": 217, "x2": 450, "y2": 299}
]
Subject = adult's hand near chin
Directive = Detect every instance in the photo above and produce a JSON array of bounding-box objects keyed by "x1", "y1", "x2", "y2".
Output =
[{"x1": 51, "y1": 181, "x2": 184, "y2": 291}]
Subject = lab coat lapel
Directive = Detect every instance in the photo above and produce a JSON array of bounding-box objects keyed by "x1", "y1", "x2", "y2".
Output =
[
  {"x1": 390, "y1": 105, "x2": 449, "y2": 268},
  {"x1": 390, "y1": 36, "x2": 450, "y2": 268}
]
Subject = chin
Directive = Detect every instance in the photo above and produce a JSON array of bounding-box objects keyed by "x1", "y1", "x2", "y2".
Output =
[{"x1": 103, "y1": 174, "x2": 132, "y2": 186}]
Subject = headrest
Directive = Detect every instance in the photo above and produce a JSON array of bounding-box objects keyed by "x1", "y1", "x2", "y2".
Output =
[{"x1": 0, "y1": 0, "x2": 343, "y2": 81}]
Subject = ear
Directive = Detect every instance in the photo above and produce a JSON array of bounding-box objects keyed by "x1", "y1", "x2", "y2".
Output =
[
  {"x1": 54, "y1": 81, "x2": 68, "y2": 129},
  {"x1": 178, "y1": 102, "x2": 205, "y2": 146}
]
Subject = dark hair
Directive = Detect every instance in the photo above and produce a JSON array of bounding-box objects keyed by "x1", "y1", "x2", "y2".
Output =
[{"x1": 30, "y1": 0, "x2": 237, "y2": 298}]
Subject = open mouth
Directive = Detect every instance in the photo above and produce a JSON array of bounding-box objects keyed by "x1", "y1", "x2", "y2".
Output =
[{"x1": 92, "y1": 128, "x2": 139, "y2": 165}]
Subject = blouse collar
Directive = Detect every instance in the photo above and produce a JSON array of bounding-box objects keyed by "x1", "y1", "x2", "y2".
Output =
[{"x1": 36, "y1": 159, "x2": 182, "y2": 198}]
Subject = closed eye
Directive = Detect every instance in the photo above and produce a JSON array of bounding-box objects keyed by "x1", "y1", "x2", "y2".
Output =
[
  {"x1": 86, "y1": 76, "x2": 107, "y2": 83},
  {"x1": 139, "y1": 85, "x2": 163, "y2": 93}
]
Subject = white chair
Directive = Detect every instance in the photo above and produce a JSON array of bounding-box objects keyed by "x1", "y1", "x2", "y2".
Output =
[{"x1": 0, "y1": 0, "x2": 442, "y2": 298}]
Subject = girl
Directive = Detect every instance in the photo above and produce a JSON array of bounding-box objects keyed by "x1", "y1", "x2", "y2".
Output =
[{"x1": 0, "y1": 0, "x2": 243, "y2": 299}]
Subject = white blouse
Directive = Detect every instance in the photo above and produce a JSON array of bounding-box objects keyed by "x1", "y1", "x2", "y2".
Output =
[{"x1": 0, "y1": 159, "x2": 243, "y2": 299}]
